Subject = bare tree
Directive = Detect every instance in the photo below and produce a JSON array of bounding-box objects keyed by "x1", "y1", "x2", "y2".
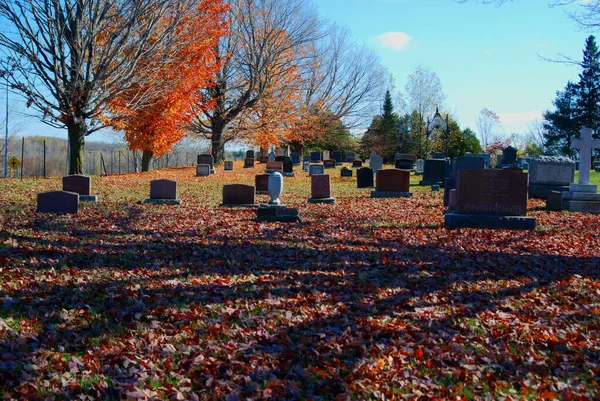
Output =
[
  {"x1": 404, "y1": 65, "x2": 447, "y2": 157},
  {"x1": 476, "y1": 107, "x2": 501, "y2": 150},
  {"x1": 189, "y1": 0, "x2": 321, "y2": 163},
  {"x1": 0, "y1": 0, "x2": 193, "y2": 174},
  {"x1": 454, "y1": 0, "x2": 600, "y2": 31}
]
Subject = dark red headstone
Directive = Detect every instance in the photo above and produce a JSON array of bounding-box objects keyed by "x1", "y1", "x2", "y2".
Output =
[
  {"x1": 311, "y1": 174, "x2": 331, "y2": 198},
  {"x1": 376, "y1": 169, "x2": 410, "y2": 192},
  {"x1": 255, "y1": 174, "x2": 270, "y2": 192},
  {"x1": 456, "y1": 169, "x2": 528, "y2": 216}
]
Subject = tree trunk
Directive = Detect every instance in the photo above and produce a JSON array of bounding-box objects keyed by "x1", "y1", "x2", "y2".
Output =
[
  {"x1": 211, "y1": 120, "x2": 226, "y2": 164},
  {"x1": 290, "y1": 142, "x2": 303, "y2": 154},
  {"x1": 67, "y1": 118, "x2": 87, "y2": 175},
  {"x1": 142, "y1": 150, "x2": 153, "y2": 172}
]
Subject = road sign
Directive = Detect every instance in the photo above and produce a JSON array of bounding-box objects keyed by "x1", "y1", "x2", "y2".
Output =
[{"x1": 8, "y1": 156, "x2": 20, "y2": 170}]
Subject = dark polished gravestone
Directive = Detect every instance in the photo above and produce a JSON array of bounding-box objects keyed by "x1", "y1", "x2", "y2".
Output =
[
  {"x1": 266, "y1": 161, "x2": 283, "y2": 173},
  {"x1": 308, "y1": 174, "x2": 336, "y2": 203},
  {"x1": 344, "y1": 152, "x2": 356, "y2": 163},
  {"x1": 371, "y1": 169, "x2": 413, "y2": 198},
  {"x1": 246, "y1": 150, "x2": 255, "y2": 160},
  {"x1": 323, "y1": 159, "x2": 336, "y2": 169},
  {"x1": 501, "y1": 146, "x2": 518, "y2": 166},
  {"x1": 282, "y1": 159, "x2": 294, "y2": 177},
  {"x1": 244, "y1": 158, "x2": 255, "y2": 168},
  {"x1": 357, "y1": 167, "x2": 374, "y2": 188},
  {"x1": 310, "y1": 151, "x2": 322, "y2": 163},
  {"x1": 144, "y1": 179, "x2": 182, "y2": 205},
  {"x1": 37, "y1": 191, "x2": 79, "y2": 214},
  {"x1": 445, "y1": 169, "x2": 536, "y2": 230},
  {"x1": 197, "y1": 154, "x2": 215, "y2": 174},
  {"x1": 352, "y1": 160, "x2": 363, "y2": 168},
  {"x1": 62, "y1": 174, "x2": 97, "y2": 202},
  {"x1": 331, "y1": 151, "x2": 343, "y2": 165},
  {"x1": 419, "y1": 158, "x2": 447, "y2": 186},
  {"x1": 255, "y1": 174, "x2": 270, "y2": 194},
  {"x1": 224, "y1": 161, "x2": 234, "y2": 171},
  {"x1": 395, "y1": 158, "x2": 413, "y2": 171},
  {"x1": 220, "y1": 184, "x2": 257, "y2": 207},
  {"x1": 291, "y1": 152, "x2": 301, "y2": 165},
  {"x1": 341, "y1": 167, "x2": 353, "y2": 177},
  {"x1": 259, "y1": 155, "x2": 269, "y2": 164}
]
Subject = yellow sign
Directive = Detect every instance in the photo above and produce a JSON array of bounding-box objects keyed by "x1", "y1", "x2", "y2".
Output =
[{"x1": 8, "y1": 156, "x2": 20, "y2": 170}]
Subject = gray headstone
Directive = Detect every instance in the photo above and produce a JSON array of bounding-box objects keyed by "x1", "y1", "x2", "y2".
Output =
[
  {"x1": 62, "y1": 174, "x2": 91, "y2": 196},
  {"x1": 197, "y1": 154, "x2": 214, "y2": 172},
  {"x1": 309, "y1": 164, "x2": 325, "y2": 176},
  {"x1": 224, "y1": 161, "x2": 233, "y2": 171},
  {"x1": 150, "y1": 179, "x2": 177, "y2": 199},
  {"x1": 37, "y1": 191, "x2": 79, "y2": 214},
  {"x1": 370, "y1": 155, "x2": 384, "y2": 173},
  {"x1": 196, "y1": 164, "x2": 211, "y2": 176}
]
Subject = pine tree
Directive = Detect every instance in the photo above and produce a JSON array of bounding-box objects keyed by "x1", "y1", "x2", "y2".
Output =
[
  {"x1": 543, "y1": 82, "x2": 580, "y2": 157},
  {"x1": 577, "y1": 35, "x2": 600, "y2": 130}
]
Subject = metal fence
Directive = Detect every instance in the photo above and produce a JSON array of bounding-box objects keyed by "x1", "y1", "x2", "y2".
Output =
[{"x1": 1, "y1": 137, "x2": 199, "y2": 178}]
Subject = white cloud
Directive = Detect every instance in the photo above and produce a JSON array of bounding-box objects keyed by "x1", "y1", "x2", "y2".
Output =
[
  {"x1": 498, "y1": 111, "x2": 543, "y2": 125},
  {"x1": 373, "y1": 32, "x2": 412, "y2": 51}
]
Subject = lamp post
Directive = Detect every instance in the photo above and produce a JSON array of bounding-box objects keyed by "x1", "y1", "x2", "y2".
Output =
[{"x1": 426, "y1": 107, "x2": 449, "y2": 157}]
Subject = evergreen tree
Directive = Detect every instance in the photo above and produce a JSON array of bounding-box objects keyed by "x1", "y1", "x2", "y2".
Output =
[
  {"x1": 361, "y1": 90, "x2": 401, "y2": 161},
  {"x1": 577, "y1": 35, "x2": 600, "y2": 130},
  {"x1": 543, "y1": 82, "x2": 580, "y2": 158}
]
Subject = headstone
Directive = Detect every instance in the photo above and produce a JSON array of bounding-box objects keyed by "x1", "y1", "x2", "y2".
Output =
[
  {"x1": 244, "y1": 158, "x2": 255, "y2": 168},
  {"x1": 416, "y1": 159, "x2": 425, "y2": 175},
  {"x1": 371, "y1": 169, "x2": 412, "y2": 198},
  {"x1": 547, "y1": 127, "x2": 600, "y2": 213},
  {"x1": 369, "y1": 155, "x2": 384, "y2": 173},
  {"x1": 323, "y1": 159, "x2": 336, "y2": 169},
  {"x1": 393, "y1": 153, "x2": 403, "y2": 162},
  {"x1": 309, "y1": 164, "x2": 325, "y2": 176},
  {"x1": 331, "y1": 151, "x2": 343, "y2": 165},
  {"x1": 303, "y1": 155, "x2": 311, "y2": 164},
  {"x1": 145, "y1": 179, "x2": 181, "y2": 205},
  {"x1": 344, "y1": 152, "x2": 356, "y2": 163},
  {"x1": 443, "y1": 156, "x2": 486, "y2": 206},
  {"x1": 399, "y1": 154, "x2": 417, "y2": 164},
  {"x1": 275, "y1": 149, "x2": 284, "y2": 157},
  {"x1": 357, "y1": 167, "x2": 374, "y2": 188},
  {"x1": 246, "y1": 150, "x2": 255, "y2": 160},
  {"x1": 266, "y1": 161, "x2": 283, "y2": 173},
  {"x1": 275, "y1": 155, "x2": 288, "y2": 163},
  {"x1": 502, "y1": 146, "x2": 518, "y2": 166},
  {"x1": 432, "y1": 152, "x2": 446, "y2": 159},
  {"x1": 259, "y1": 155, "x2": 269, "y2": 163},
  {"x1": 352, "y1": 160, "x2": 363, "y2": 168},
  {"x1": 341, "y1": 167, "x2": 353, "y2": 177},
  {"x1": 255, "y1": 174, "x2": 270, "y2": 194},
  {"x1": 308, "y1": 174, "x2": 335, "y2": 203},
  {"x1": 62, "y1": 174, "x2": 97, "y2": 202},
  {"x1": 221, "y1": 184, "x2": 256, "y2": 207},
  {"x1": 268, "y1": 151, "x2": 275, "y2": 162},
  {"x1": 282, "y1": 159, "x2": 294, "y2": 176},
  {"x1": 310, "y1": 151, "x2": 322, "y2": 163},
  {"x1": 291, "y1": 152, "x2": 301, "y2": 165},
  {"x1": 37, "y1": 191, "x2": 79, "y2": 214},
  {"x1": 224, "y1": 161, "x2": 234, "y2": 171},
  {"x1": 196, "y1": 164, "x2": 211, "y2": 177},
  {"x1": 445, "y1": 169, "x2": 536, "y2": 229},
  {"x1": 303, "y1": 161, "x2": 310, "y2": 171},
  {"x1": 323, "y1": 150, "x2": 330, "y2": 161},
  {"x1": 528, "y1": 156, "x2": 575, "y2": 199},
  {"x1": 420, "y1": 159, "x2": 447, "y2": 186},
  {"x1": 267, "y1": 172, "x2": 283, "y2": 205},
  {"x1": 197, "y1": 154, "x2": 215, "y2": 174},
  {"x1": 478, "y1": 153, "x2": 491, "y2": 168},
  {"x1": 395, "y1": 159, "x2": 413, "y2": 170}
]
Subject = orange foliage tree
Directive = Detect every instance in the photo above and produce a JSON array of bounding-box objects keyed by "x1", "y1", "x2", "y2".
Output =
[{"x1": 106, "y1": 0, "x2": 228, "y2": 171}]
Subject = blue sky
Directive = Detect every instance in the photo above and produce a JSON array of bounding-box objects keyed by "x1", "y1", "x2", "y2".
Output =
[
  {"x1": 3, "y1": 0, "x2": 591, "y2": 143},
  {"x1": 315, "y1": 0, "x2": 589, "y2": 136}
]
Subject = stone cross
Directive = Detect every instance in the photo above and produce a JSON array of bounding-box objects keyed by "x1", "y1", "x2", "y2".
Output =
[{"x1": 571, "y1": 127, "x2": 600, "y2": 186}]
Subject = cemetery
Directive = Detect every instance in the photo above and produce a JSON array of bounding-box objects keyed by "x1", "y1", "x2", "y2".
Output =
[
  {"x1": 1, "y1": 0, "x2": 600, "y2": 398},
  {"x1": 1, "y1": 157, "x2": 599, "y2": 399}
]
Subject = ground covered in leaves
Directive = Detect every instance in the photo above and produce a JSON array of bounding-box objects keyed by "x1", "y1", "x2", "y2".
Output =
[{"x1": 0, "y1": 162, "x2": 599, "y2": 400}]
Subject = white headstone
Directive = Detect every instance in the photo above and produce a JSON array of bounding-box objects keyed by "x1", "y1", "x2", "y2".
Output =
[
  {"x1": 571, "y1": 127, "x2": 600, "y2": 192},
  {"x1": 323, "y1": 150, "x2": 330, "y2": 160},
  {"x1": 416, "y1": 159, "x2": 425, "y2": 174},
  {"x1": 268, "y1": 172, "x2": 283, "y2": 205}
]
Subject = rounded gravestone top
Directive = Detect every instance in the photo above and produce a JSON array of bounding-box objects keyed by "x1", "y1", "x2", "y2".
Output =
[{"x1": 532, "y1": 155, "x2": 575, "y2": 164}]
